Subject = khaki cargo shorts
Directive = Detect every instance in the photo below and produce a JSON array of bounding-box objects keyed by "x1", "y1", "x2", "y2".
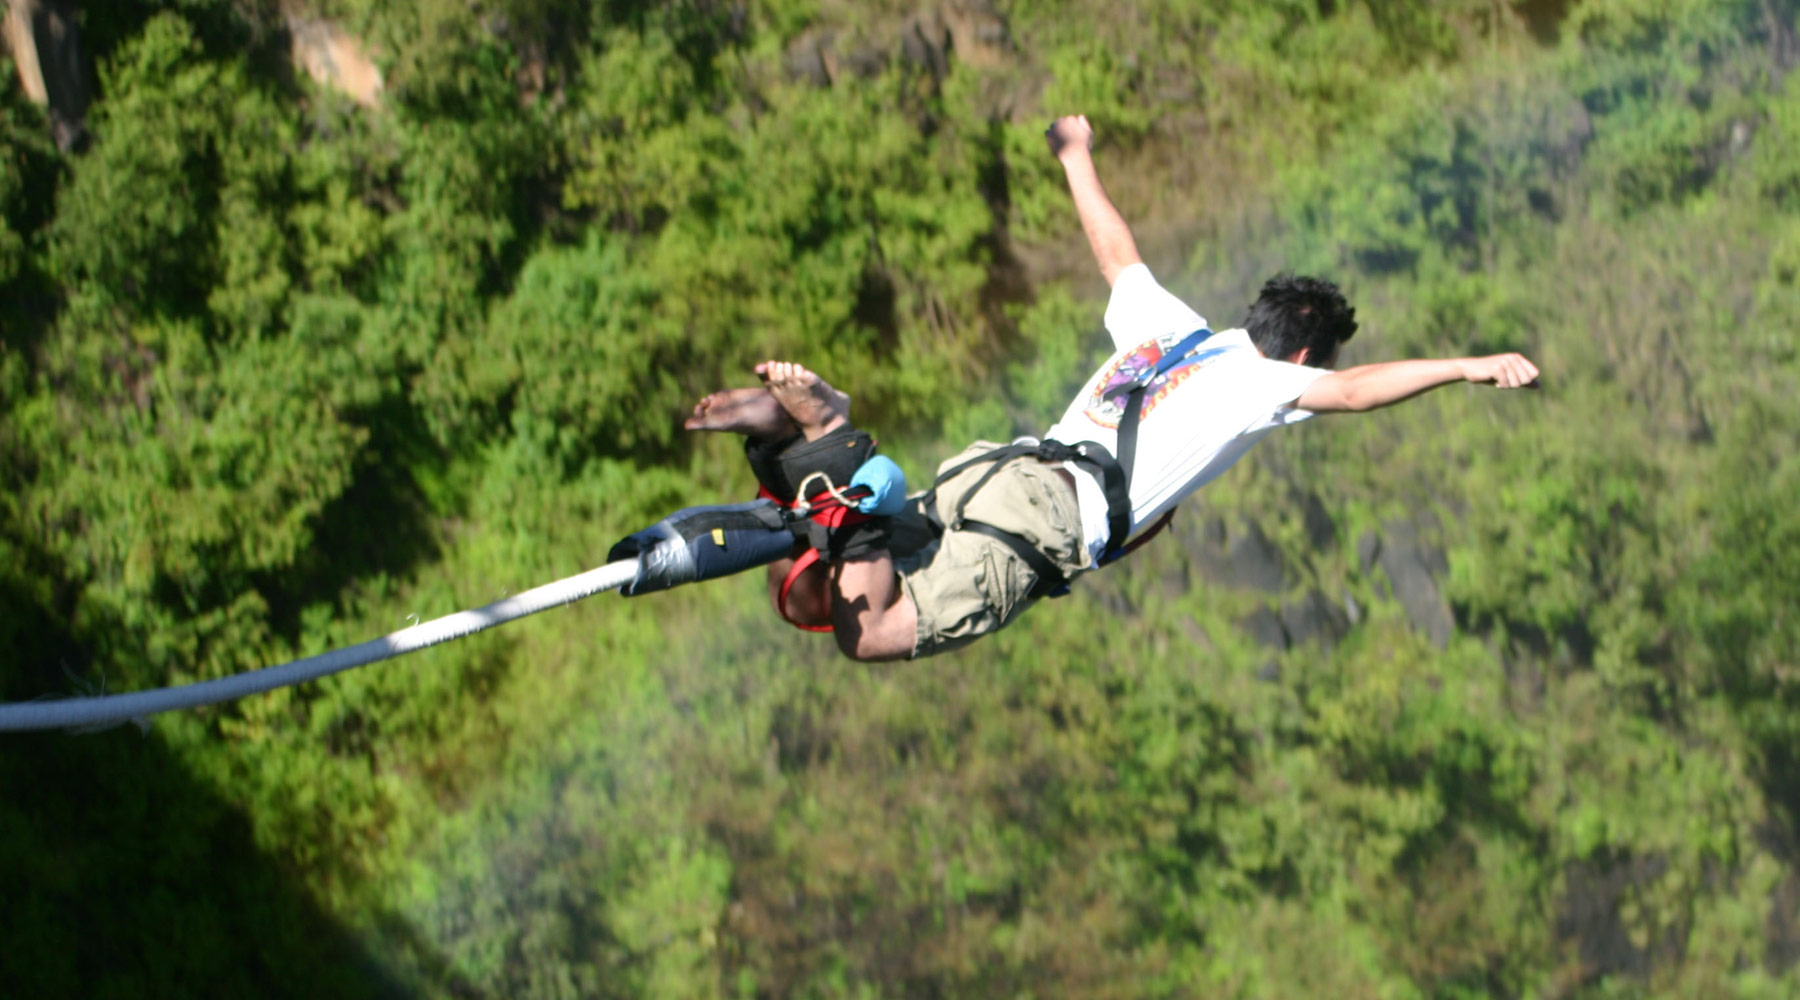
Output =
[{"x1": 890, "y1": 442, "x2": 1089, "y2": 658}]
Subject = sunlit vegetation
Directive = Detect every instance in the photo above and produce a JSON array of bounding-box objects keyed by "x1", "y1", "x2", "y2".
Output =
[{"x1": 4, "y1": 1, "x2": 1799, "y2": 996}]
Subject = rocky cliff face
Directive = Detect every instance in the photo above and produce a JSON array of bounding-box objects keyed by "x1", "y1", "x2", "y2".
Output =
[
  {"x1": 785, "y1": 1, "x2": 1013, "y2": 89},
  {"x1": 3, "y1": 0, "x2": 90, "y2": 151},
  {"x1": 1159, "y1": 496, "x2": 1456, "y2": 666},
  {"x1": 3, "y1": 3, "x2": 385, "y2": 149},
  {"x1": 286, "y1": 14, "x2": 382, "y2": 109},
  {"x1": 1357, "y1": 517, "x2": 1456, "y2": 649}
]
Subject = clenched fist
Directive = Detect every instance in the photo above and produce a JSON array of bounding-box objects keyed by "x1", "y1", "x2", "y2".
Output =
[
  {"x1": 1459, "y1": 353, "x2": 1541, "y2": 389},
  {"x1": 1045, "y1": 114, "x2": 1094, "y2": 161}
]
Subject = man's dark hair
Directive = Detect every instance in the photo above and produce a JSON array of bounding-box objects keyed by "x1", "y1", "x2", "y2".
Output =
[{"x1": 1242, "y1": 273, "x2": 1357, "y2": 368}]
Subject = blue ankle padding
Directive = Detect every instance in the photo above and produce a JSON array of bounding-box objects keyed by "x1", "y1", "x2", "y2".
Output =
[{"x1": 850, "y1": 455, "x2": 907, "y2": 515}]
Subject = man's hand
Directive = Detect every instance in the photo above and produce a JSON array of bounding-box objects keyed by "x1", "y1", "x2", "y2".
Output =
[
  {"x1": 1458, "y1": 353, "x2": 1541, "y2": 389},
  {"x1": 1298, "y1": 353, "x2": 1544, "y2": 413},
  {"x1": 1046, "y1": 114, "x2": 1141, "y2": 284},
  {"x1": 1045, "y1": 114, "x2": 1094, "y2": 162}
]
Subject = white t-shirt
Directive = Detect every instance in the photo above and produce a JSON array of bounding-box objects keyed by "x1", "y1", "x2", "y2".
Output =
[{"x1": 1043, "y1": 263, "x2": 1329, "y2": 567}]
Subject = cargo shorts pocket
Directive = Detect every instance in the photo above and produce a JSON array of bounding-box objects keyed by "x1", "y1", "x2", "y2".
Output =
[{"x1": 902, "y1": 528, "x2": 1042, "y2": 658}]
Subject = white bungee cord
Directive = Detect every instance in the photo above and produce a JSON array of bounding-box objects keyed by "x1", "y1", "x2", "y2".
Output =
[{"x1": 0, "y1": 559, "x2": 643, "y2": 734}]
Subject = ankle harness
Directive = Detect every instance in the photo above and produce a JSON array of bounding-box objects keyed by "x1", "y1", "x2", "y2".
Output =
[{"x1": 746, "y1": 426, "x2": 892, "y2": 632}]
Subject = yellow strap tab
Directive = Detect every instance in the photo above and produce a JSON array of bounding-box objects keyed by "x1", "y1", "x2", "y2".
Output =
[{"x1": 711, "y1": 528, "x2": 726, "y2": 546}]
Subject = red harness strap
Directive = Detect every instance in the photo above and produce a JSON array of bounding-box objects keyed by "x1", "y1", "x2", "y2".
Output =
[
  {"x1": 760, "y1": 485, "x2": 873, "y2": 633},
  {"x1": 769, "y1": 482, "x2": 1172, "y2": 631},
  {"x1": 778, "y1": 548, "x2": 831, "y2": 632}
]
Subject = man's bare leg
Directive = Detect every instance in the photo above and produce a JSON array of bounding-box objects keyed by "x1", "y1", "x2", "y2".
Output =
[
  {"x1": 767, "y1": 554, "x2": 833, "y2": 627},
  {"x1": 749, "y1": 360, "x2": 916, "y2": 660},
  {"x1": 830, "y1": 555, "x2": 917, "y2": 661},
  {"x1": 755, "y1": 360, "x2": 850, "y2": 440},
  {"x1": 682, "y1": 381, "x2": 844, "y2": 625}
]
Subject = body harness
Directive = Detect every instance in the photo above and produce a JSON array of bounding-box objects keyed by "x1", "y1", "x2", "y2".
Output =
[
  {"x1": 743, "y1": 425, "x2": 890, "y2": 632},
  {"x1": 919, "y1": 326, "x2": 1217, "y2": 599}
]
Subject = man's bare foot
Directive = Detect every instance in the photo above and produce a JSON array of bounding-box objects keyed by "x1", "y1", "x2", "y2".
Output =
[
  {"x1": 755, "y1": 361, "x2": 851, "y2": 441},
  {"x1": 684, "y1": 387, "x2": 800, "y2": 439}
]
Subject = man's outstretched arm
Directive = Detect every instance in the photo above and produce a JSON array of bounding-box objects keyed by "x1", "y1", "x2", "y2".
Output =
[
  {"x1": 1296, "y1": 353, "x2": 1541, "y2": 413},
  {"x1": 1047, "y1": 115, "x2": 1143, "y2": 287}
]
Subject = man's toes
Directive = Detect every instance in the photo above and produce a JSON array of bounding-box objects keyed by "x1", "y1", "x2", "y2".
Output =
[{"x1": 762, "y1": 362, "x2": 790, "y2": 387}]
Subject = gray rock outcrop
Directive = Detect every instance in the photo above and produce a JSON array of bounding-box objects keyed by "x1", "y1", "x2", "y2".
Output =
[{"x1": 3, "y1": 0, "x2": 90, "y2": 151}]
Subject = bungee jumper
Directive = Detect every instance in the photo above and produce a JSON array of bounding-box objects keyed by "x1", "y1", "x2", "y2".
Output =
[
  {"x1": 0, "y1": 113, "x2": 1541, "y2": 732},
  {"x1": 608, "y1": 114, "x2": 1542, "y2": 661}
]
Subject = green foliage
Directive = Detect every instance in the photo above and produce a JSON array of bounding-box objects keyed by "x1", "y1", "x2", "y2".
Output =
[
  {"x1": 0, "y1": 62, "x2": 56, "y2": 290},
  {"x1": 1039, "y1": 41, "x2": 1156, "y2": 140},
  {"x1": 48, "y1": 15, "x2": 226, "y2": 322},
  {"x1": 1285, "y1": 73, "x2": 1488, "y2": 277},
  {"x1": 554, "y1": 17, "x2": 1002, "y2": 426},
  {"x1": 1562, "y1": 0, "x2": 1773, "y2": 212},
  {"x1": 1748, "y1": 71, "x2": 1800, "y2": 208},
  {"x1": 6, "y1": 1, "x2": 1800, "y2": 997}
]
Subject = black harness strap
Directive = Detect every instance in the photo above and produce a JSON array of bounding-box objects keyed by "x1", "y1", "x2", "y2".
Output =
[
  {"x1": 1108, "y1": 381, "x2": 1148, "y2": 488},
  {"x1": 1073, "y1": 440, "x2": 1133, "y2": 560},
  {"x1": 1102, "y1": 325, "x2": 1215, "y2": 489},
  {"x1": 947, "y1": 452, "x2": 1021, "y2": 526},
  {"x1": 959, "y1": 521, "x2": 1070, "y2": 600},
  {"x1": 933, "y1": 439, "x2": 1130, "y2": 557},
  {"x1": 925, "y1": 327, "x2": 1217, "y2": 597},
  {"x1": 924, "y1": 438, "x2": 1134, "y2": 600}
]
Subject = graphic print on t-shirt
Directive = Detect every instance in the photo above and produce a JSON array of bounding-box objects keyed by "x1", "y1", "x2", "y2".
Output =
[{"x1": 1083, "y1": 330, "x2": 1237, "y2": 429}]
